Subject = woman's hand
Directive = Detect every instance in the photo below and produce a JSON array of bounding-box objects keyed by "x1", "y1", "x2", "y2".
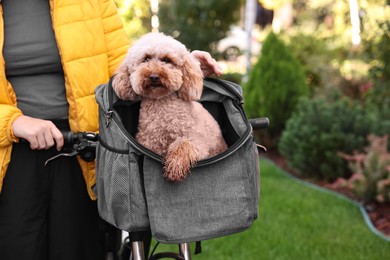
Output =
[
  {"x1": 191, "y1": 50, "x2": 223, "y2": 77},
  {"x1": 12, "y1": 115, "x2": 64, "y2": 151}
]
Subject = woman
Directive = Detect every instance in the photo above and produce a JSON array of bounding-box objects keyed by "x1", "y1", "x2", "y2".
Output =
[{"x1": 0, "y1": 1, "x2": 222, "y2": 259}]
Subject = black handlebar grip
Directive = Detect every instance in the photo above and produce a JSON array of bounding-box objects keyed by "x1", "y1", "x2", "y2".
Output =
[
  {"x1": 61, "y1": 131, "x2": 98, "y2": 145},
  {"x1": 249, "y1": 117, "x2": 270, "y2": 130},
  {"x1": 61, "y1": 131, "x2": 84, "y2": 145}
]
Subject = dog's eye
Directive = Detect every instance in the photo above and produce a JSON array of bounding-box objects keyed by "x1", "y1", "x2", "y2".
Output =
[
  {"x1": 142, "y1": 56, "x2": 151, "y2": 62},
  {"x1": 161, "y1": 57, "x2": 172, "y2": 64}
]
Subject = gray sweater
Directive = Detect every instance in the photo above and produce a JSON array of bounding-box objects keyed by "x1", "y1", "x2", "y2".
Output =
[{"x1": 3, "y1": 0, "x2": 68, "y2": 119}]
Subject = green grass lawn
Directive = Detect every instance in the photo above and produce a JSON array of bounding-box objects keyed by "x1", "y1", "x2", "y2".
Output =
[{"x1": 151, "y1": 158, "x2": 390, "y2": 259}]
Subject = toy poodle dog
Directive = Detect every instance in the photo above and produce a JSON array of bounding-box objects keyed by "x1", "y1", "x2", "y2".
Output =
[{"x1": 112, "y1": 32, "x2": 227, "y2": 182}]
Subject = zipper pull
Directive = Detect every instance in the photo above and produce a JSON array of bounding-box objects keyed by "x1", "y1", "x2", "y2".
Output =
[{"x1": 105, "y1": 110, "x2": 113, "y2": 127}]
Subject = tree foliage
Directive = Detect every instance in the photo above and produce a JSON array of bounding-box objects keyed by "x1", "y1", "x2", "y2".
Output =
[
  {"x1": 158, "y1": 0, "x2": 241, "y2": 52},
  {"x1": 244, "y1": 32, "x2": 309, "y2": 138},
  {"x1": 115, "y1": 0, "x2": 151, "y2": 42},
  {"x1": 292, "y1": 0, "x2": 390, "y2": 45}
]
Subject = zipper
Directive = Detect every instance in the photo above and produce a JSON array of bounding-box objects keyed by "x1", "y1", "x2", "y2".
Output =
[
  {"x1": 105, "y1": 110, "x2": 113, "y2": 127},
  {"x1": 106, "y1": 99, "x2": 252, "y2": 168}
]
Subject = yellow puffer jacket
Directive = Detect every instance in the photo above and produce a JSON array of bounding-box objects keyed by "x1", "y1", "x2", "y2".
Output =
[{"x1": 0, "y1": 0, "x2": 129, "y2": 200}]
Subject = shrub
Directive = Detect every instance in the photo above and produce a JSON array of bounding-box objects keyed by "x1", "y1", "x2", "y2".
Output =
[
  {"x1": 278, "y1": 98, "x2": 378, "y2": 181},
  {"x1": 285, "y1": 33, "x2": 344, "y2": 99},
  {"x1": 244, "y1": 32, "x2": 309, "y2": 140},
  {"x1": 337, "y1": 135, "x2": 390, "y2": 203}
]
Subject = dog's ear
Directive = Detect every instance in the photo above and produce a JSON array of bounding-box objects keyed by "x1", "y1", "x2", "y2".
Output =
[
  {"x1": 178, "y1": 54, "x2": 204, "y2": 101},
  {"x1": 112, "y1": 62, "x2": 138, "y2": 100}
]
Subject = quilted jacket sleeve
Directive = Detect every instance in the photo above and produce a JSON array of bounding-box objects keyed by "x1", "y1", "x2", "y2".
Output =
[
  {"x1": 100, "y1": 0, "x2": 129, "y2": 76},
  {"x1": 0, "y1": 104, "x2": 22, "y2": 147}
]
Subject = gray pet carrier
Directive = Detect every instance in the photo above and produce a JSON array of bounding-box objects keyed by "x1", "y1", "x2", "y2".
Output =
[{"x1": 94, "y1": 77, "x2": 260, "y2": 243}]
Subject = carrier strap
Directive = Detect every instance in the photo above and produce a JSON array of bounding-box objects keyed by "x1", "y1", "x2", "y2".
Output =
[{"x1": 195, "y1": 241, "x2": 202, "y2": 254}]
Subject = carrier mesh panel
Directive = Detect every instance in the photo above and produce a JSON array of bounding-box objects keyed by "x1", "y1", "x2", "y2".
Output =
[{"x1": 96, "y1": 132, "x2": 149, "y2": 232}]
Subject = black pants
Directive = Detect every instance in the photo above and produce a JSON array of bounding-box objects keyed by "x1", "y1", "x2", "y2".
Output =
[{"x1": 0, "y1": 140, "x2": 103, "y2": 260}]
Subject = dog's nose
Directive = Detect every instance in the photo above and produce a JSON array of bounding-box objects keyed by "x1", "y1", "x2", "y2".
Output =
[{"x1": 149, "y1": 74, "x2": 160, "y2": 84}]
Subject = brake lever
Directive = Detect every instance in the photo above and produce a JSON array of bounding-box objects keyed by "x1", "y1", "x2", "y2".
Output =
[
  {"x1": 44, "y1": 137, "x2": 97, "y2": 166},
  {"x1": 44, "y1": 150, "x2": 79, "y2": 166}
]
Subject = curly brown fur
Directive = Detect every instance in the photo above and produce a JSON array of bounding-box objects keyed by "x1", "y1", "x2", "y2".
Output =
[{"x1": 112, "y1": 32, "x2": 227, "y2": 181}]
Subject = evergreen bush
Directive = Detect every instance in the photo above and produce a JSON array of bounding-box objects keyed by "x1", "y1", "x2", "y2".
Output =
[
  {"x1": 244, "y1": 32, "x2": 309, "y2": 140},
  {"x1": 278, "y1": 98, "x2": 383, "y2": 181}
]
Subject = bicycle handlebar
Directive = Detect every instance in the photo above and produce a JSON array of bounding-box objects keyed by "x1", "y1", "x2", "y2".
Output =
[
  {"x1": 43, "y1": 131, "x2": 98, "y2": 166},
  {"x1": 249, "y1": 117, "x2": 269, "y2": 130},
  {"x1": 61, "y1": 117, "x2": 268, "y2": 145}
]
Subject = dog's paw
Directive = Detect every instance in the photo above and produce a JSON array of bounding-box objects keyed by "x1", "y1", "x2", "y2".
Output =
[
  {"x1": 164, "y1": 163, "x2": 189, "y2": 182},
  {"x1": 163, "y1": 141, "x2": 198, "y2": 182}
]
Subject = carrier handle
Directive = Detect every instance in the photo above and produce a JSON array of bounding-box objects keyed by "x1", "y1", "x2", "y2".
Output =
[{"x1": 204, "y1": 77, "x2": 243, "y2": 100}]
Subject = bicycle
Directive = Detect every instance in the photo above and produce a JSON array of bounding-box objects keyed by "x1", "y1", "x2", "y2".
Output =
[{"x1": 45, "y1": 117, "x2": 269, "y2": 260}]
